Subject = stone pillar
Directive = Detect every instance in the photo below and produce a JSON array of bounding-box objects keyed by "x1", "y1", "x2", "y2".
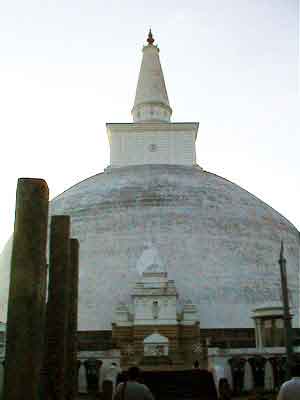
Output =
[
  {"x1": 98, "y1": 360, "x2": 103, "y2": 393},
  {"x1": 254, "y1": 318, "x2": 259, "y2": 348},
  {"x1": 78, "y1": 360, "x2": 87, "y2": 393},
  {"x1": 0, "y1": 360, "x2": 5, "y2": 399},
  {"x1": 43, "y1": 215, "x2": 71, "y2": 400},
  {"x1": 3, "y1": 178, "x2": 49, "y2": 400},
  {"x1": 257, "y1": 318, "x2": 263, "y2": 349},
  {"x1": 66, "y1": 238, "x2": 80, "y2": 400}
]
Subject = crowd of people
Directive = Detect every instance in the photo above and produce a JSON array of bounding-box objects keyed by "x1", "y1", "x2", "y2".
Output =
[{"x1": 99, "y1": 362, "x2": 300, "y2": 400}]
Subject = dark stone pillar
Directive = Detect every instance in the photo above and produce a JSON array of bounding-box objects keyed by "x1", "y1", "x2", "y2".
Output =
[
  {"x1": 84, "y1": 359, "x2": 102, "y2": 393},
  {"x1": 44, "y1": 215, "x2": 71, "y2": 400},
  {"x1": 3, "y1": 178, "x2": 49, "y2": 400},
  {"x1": 66, "y1": 238, "x2": 79, "y2": 400}
]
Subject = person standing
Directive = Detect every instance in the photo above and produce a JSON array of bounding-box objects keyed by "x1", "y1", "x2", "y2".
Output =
[
  {"x1": 102, "y1": 362, "x2": 121, "y2": 396},
  {"x1": 277, "y1": 364, "x2": 300, "y2": 400},
  {"x1": 114, "y1": 366, "x2": 154, "y2": 400},
  {"x1": 218, "y1": 378, "x2": 232, "y2": 400}
]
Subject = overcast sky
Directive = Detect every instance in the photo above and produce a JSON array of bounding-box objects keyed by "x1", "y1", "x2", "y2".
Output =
[{"x1": 0, "y1": 0, "x2": 298, "y2": 252}]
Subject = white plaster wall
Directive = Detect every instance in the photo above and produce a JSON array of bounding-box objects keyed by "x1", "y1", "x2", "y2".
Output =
[
  {"x1": 0, "y1": 165, "x2": 299, "y2": 330},
  {"x1": 133, "y1": 295, "x2": 177, "y2": 325},
  {"x1": 110, "y1": 130, "x2": 196, "y2": 167},
  {"x1": 132, "y1": 103, "x2": 171, "y2": 123}
]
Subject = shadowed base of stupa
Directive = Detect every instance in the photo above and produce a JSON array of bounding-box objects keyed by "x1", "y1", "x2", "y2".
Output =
[{"x1": 79, "y1": 368, "x2": 218, "y2": 400}]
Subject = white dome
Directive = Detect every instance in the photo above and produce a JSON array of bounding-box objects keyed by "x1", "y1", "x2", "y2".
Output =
[
  {"x1": 0, "y1": 164, "x2": 299, "y2": 330},
  {"x1": 136, "y1": 245, "x2": 165, "y2": 275},
  {"x1": 144, "y1": 333, "x2": 169, "y2": 344}
]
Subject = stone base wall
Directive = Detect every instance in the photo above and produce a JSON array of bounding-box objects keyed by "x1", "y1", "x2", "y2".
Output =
[
  {"x1": 77, "y1": 327, "x2": 300, "y2": 372},
  {"x1": 201, "y1": 328, "x2": 255, "y2": 349},
  {"x1": 112, "y1": 323, "x2": 201, "y2": 369}
]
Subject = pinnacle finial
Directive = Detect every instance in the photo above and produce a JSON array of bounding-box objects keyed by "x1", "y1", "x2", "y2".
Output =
[{"x1": 147, "y1": 28, "x2": 155, "y2": 45}]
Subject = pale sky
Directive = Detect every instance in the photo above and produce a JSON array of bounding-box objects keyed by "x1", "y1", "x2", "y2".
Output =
[{"x1": 0, "y1": 0, "x2": 298, "y2": 252}]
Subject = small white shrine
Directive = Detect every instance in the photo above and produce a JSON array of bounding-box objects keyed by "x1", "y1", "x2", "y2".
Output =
[
  {"x1": 112, "y1": 246, "x2": 200, "y2": 367},
  {"x1": 114, "y1": 246, "x2": 198, "y2": 328},
  {"x1": 144, "y1": 332, "x2": 169, "y2": 356}
]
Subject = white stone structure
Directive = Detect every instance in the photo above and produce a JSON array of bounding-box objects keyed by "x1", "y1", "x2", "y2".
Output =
[
  {"x1": 107, "y1": 29, "x2": 198, "y2": 168},
  {"x1": 0, "y1": 31, "x2": 299, "y2": 333},
  {"x1": 252, "y1": 302, "x2": 286, "y2": 349},
  {"x1": 107, "y1": 122, "x2": 198, "y2": 168},
  {"x1": 77, "y1": 349, "x2": 121, "y2": 393},
  {"x1": 113, "y1": 247, "x2": 198, "y2": 327},
  {"x1": 144, "y1": 332, "x2": 169, "y2": 356},
  {"x1": 131, "y1": 29, "x2": 172, "y2": 123},
  {"x1": 208, "y1": 346, "x2": 300, "y2": 391}
]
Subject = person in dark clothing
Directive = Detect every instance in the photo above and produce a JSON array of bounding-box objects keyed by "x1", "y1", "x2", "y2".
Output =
[
  {"x1": 218, "y1": 378, "x2": 232, "y2": 400},
  {"x1": 114, "y1": 367, "x2": 154, "y2": 400}
]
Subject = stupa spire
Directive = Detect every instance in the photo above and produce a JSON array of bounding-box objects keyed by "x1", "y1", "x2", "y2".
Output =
[
  {"x1": 147, "y1": 28, "x2": 155, "y2": 45},
  {"x1": 132, "y1": 30, "x2": 172, "y2": 123}
]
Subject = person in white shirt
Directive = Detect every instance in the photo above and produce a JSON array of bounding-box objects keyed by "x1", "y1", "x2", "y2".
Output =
[
  {"x1": 277, "y1": 365, "x2": 300, "y2": 400},
  {"x1": 114, "y1": 366, "x2": 154, "y2": 400},
  {"x1": 102, "y1": 362, "x2": 121, "y2": 394}
]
